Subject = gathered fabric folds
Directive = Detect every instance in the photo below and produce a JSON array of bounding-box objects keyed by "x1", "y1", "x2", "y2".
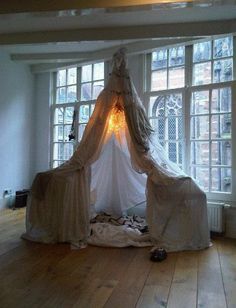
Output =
[{"x1": 22, "y1": 48, "x2": 210, "y2": 251}]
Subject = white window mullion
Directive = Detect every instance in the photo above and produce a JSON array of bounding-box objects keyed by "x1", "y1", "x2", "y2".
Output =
[
  {"x1": 211, "y1": 40, "x2": 214, "y2": 84},
  {"x1": 231, "y1": 80, "x2": 236, "y2": 202},
  {"x1": 183, "y1": 88, "x2": 191, "y2": 174},
  {"x1": 50, "y1": 72, "x2": 57, "y2": 168},
  {"x1": 209, "y1": 89, "x2": 212, "y2": 193},
  {"x1": 233, "y1": 36, "x2": 236, "y2": 81},
  {"x1": 231, "y1": 36, "x2": 236, "y2": 202},
  {"x1": 184, "y1": 45, "x2": 192, "y2": 174},
  {"x1": 167, "y1": 50, "x2": 170, "y2": 89}
]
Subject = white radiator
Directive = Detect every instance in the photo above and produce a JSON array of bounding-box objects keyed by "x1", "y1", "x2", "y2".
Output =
[{"x1": 207, "y1": 202, "x2": 225, "y2": 233}]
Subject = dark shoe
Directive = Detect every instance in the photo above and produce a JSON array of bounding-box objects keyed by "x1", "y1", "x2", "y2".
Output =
[{"x1": 150, "y1": 247, "x2": 167, "y2": 262}]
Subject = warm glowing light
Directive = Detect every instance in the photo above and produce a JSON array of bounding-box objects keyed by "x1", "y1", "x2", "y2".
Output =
[{"x1": 108, "y1": 108, "x2": 126, "y2": 133}]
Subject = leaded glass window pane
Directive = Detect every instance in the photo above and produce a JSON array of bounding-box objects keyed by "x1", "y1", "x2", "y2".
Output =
[
  {"x1": 67, "y1": 85, "x2": 77, "y2": 102},
  {"x1": 78, "y1": 124, "x2": 86, "y2": 141},
  {"x1": 191, "y1": 116, "x2": 209, "y2": 140},
  {"x1": 149, "y1": 94, "x2": 183, "y2": 166},
  {"x1": 214, "y1": 36, "x2": 233, "y2": 59},
  {"x1": 211, "y1": 141, "x2": 231, "y2": 166},
  {"x1": 63, "y1": 125, "x2": 71, "y2": 142},
  {"x1": 213, "y1": 59, "x2": 233, "y2": 83},
  {"x1": 93, "y1": 62, "x2": 104, "y2": 80},
  {"x1": 191, "y1": 167, "x2": 210, "y2": 191},
  {"x1": 56, "y1": 87, "x2": 66, "y2": 104},
  {"x1": 211, "y1": 88, "x2": 231, "y2": 113},
  {"x1": 168, "y1": 117, "x2": 183, "y2": 140},
  {"x1": 79, "y1": 105, "x2": 90, "y2": 123},
  {"x1": 57, "y1": 69, "x2": 66, "y2": 87},
  {"x1": 193, "y1": 41, "x2": 211, "y2": 63},
  {"x1": 152, "y1": 49, "x2": 167, "y2": 70},
  {"x1": 151, "y1": 70, "x2": 167, "y2": 91},
  {"x1": 168, "y1": 67, "x2": 185, "y2": 89},
  {"x1": 64, "y1": 107, "x2": 74, "y2": 124},
  {"x1": 166, "y1": 94, "x2": 182, "y2": 116},
  {"x1": 67, "y1": 68, "x2": 77, "y2": 85},
  {"x1": 91, "y1": 104, "x2": 95, "y2": 115},
  {"x1": 53, "y1": 126, "x2": 63, "y2": 142},
  {"x1": 149, "y1": 96, "x2": 165, "y2": 117},
  {"x1": 211, "y1": 168, "x2": 231, "y2": 192},
  {"x1": 54, "y1": 108, "x2": 64, "y2": 124},
  {"x1": 64, "y1": 143, "x2": 74, "y2": 160},
  {"x1": 53, "y1": 143, "x2": 64, "y2": 160},
  {"x1": 168, "y1": 142, "x2": 177, "y2": 162},
  {"x1": 81, "y1": 83, "x2": 92, "y2": 101},
  {"x1": 93, "y1": 81, "x2": 104, "y2": 99},
  {"x1": 193, "y1": 62, "x2": 211, "y2": 85},
  {"x1": 191, "y1": 91, "x2": 209, "y2": 115},
  {"x1": 82, "y1": 65, "x2": 92, "y2": 82},
  {"x1": 191, "y1": 141, "x2": 209, "y2": 165},
  {"x1": 169, "y1": 46, "x2": 185, "y2": 66},
  {"x1": 211, "y1": 114, "x2": 231, "y2": 139}
]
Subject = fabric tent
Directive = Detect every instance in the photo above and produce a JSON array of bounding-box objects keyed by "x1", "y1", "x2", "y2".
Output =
[{"x1": 23, "y1": 48, "x2": 210, "y2": 251}]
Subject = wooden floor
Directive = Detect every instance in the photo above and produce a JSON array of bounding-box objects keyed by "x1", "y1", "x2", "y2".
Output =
[{"x1": 0, "y1": 208, "x2": 236, "y2": 308}]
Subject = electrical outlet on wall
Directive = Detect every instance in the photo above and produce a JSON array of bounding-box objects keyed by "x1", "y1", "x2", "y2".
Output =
[
  {"x1": 2, "y1": 189, "x2": 15, "y2": 209},
  {"x1": 3, "y1": 189, "x2": 13, "y2": 197}
]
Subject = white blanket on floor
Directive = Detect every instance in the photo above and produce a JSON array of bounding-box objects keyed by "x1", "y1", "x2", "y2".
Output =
[{"x1": 87, "y1": 222, "x2": 152, "y2": 247}]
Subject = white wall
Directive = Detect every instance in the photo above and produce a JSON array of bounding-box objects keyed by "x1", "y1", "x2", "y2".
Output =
[
  {"x1": 0, "y1": 51, "x2": 34, "y2": 209},
  {"x1": 128, "y1": 54, "x2": 144, "y2": 99},
  {"x1": 32, "y1": 72, "x2": 51, "y2": 175}
]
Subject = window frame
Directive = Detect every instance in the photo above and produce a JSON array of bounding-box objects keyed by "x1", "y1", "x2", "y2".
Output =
[
  {"x1": 49, "y1": 36, "x2": 236, "y2": 204},
  {"x1": 145, "y1": 36, "x2": 236, "y2": 203},
  {"x1": 50, "y1": 61, "x2": 107, "y2": 168}
]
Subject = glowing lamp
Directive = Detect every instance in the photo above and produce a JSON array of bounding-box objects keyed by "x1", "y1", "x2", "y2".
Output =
[{"x1": 108, "y1": 108, "x2": 125, "y2": 133}]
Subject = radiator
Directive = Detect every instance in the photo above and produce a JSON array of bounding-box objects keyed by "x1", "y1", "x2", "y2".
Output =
[{"x1": 207, "y1": 202, "x2": 225, "y2": 233}]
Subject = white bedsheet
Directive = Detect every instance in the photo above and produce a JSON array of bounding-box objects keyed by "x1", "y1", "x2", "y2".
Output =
[{"x1": 88, "y1": 223, "x2": 151, "y2": 247}]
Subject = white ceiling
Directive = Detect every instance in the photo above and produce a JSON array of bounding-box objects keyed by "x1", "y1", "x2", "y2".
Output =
[
  {"x1": 0, "y1": 4, "x2": 236, "y2": 34},
  {"x1": 2, "y1": 41, "x2": 141, "y2": 54},
  {"x1": 0, "y1": 1, "x2": 235, "y2": 68}
]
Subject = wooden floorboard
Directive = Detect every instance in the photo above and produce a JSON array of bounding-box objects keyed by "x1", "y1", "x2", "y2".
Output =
[
  {"x1": 0, "y1": 208, "x2": 236, "y2": 308},
  {"x1": 136, "y1": 252, "x2": 177, "y2": 307},
  {"x1": 197, "y1": 242, "x2": 227, "y2": 308},
  {"x1": 216, "y1": 238, "x2": 236, "y2": 308},
  {"x1": 167, "y1": 251, "x2": 198, "y2": 308}
]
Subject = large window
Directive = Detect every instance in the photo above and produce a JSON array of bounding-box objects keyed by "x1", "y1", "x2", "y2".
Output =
[
  {"x1": 190, "y1": 36, "x2": 233, "y2": 193},
  {"x1": 193, "y1": 37, "x2": 233, "y2": 85},
  {"x1": 149, "y1": 93, "x2": 183, "y2": 167},
  {"x1": 148, "y1": 46, "x2": 185, "y2": 167},
  {"x1": 151, "y1": 46, "x2": 185, "y2": 91},
  {"x1": 50, "y1": 35, "x2": 234, "y2": 201},
  {"x1": 51, "y1": 62, "x2": 105, "y2": 167},
  {"x1": 191, "y1": 87, "x2": 232, "y2": 192},
  {"x1": 146, "y1": 35, "x2": 234, "y2": 199}
]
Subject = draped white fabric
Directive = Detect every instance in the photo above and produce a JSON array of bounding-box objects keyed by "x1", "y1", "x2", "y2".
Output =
[
  {"x1": 22, "y1": 48, "x2": 210, "y2": 251},
  {"x1": 91, "y1": 133, "x2": 147, "y2": 216}
]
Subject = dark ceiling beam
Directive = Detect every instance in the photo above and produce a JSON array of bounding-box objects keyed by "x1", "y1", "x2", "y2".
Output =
[
  {"x1": 0, "y1": 0, "x2": 193, "y2": 14},
  {"x1": 0, "y1": 19, "x2": 235, "y2": 45}
]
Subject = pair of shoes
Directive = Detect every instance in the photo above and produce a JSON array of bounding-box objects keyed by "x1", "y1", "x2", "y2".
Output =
[{"x1": 150, "y1": 247, "x2": 167, "y2": 262}]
